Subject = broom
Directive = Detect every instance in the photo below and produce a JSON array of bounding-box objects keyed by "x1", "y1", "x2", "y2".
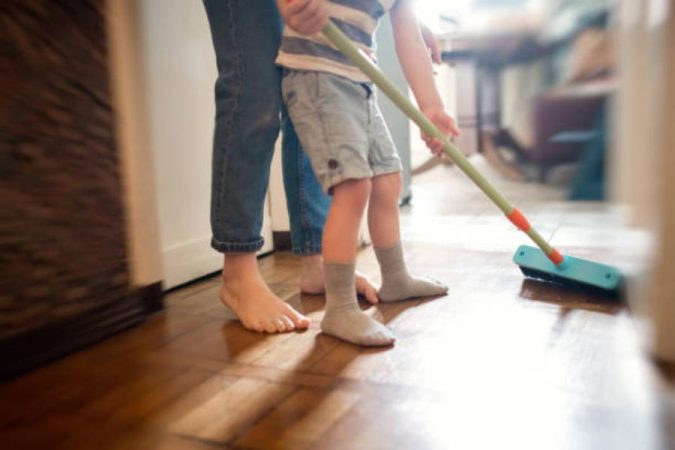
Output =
[{"x1": 321, "y1": 21, "x2": 623, "y2": 295}]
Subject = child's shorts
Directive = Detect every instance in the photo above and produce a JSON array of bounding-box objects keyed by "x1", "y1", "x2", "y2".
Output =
[{"x1": 282, "y1": 70, "x2": 402, "y2": 194}]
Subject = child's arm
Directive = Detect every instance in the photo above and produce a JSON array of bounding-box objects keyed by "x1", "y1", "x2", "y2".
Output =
[
  {"x1": 420, "y1": 23, "x2": 442, "y2": 64},
  {"x1": 390, "y1": 0, "x2": 460, "y2": 154}
]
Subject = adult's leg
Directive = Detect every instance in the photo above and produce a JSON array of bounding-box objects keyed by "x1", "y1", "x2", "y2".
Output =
[
  {"x1": 203, "y1": 0, "x2": 308, "y2": 332},
  {"x1": 280, "y1": 109, "x2": 328, "y2": 291},
  {"x1": 281, "y1": 107, "x2": 328, "y2": 256}
]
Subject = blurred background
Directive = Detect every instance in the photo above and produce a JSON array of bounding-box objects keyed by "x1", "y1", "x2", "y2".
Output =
[{"x1": 0, "y1": 0, "x2": 673, "y2": 447}]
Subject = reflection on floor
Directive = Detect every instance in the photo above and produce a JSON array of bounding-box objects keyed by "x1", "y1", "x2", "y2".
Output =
[{"x1": 1, "y1": 157, "x2": 673, "y2": 450}]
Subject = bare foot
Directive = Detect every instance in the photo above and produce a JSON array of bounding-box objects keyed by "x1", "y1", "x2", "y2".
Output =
[
  {"x1": 299, "y1": 255, "x2": 379, "y2": 304},
  {"x1": 220, "y1": 254, "x2": 310, "y2": 333},
  {"x1": 354, "y1": 272, "x2": 379, "y2": 304},
  {"x1": 299, "y1": 255, "x2": 325, "y2": 294}
]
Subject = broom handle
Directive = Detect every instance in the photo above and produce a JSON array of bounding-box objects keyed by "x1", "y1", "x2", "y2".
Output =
[{"x1": 322, "y1": 21, "x2": 564, "y2": 266}]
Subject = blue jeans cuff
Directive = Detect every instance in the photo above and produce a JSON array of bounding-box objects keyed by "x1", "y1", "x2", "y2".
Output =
[
  {"x1": 292, "y1": 244, "x2": 322, "y2": 255},
  {"x1": 211, "y1": 236, "x2": 264, "y2": 254}
]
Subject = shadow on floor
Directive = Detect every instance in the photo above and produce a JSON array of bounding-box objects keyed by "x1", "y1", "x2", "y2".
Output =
[{"x1": 518, "y1": 278, "x2": 624, "y2": 315}]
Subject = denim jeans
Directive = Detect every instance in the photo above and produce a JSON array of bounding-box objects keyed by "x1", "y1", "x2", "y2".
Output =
[{"x1": 203, "y1": 0, "x2": 329, "y2": 255}]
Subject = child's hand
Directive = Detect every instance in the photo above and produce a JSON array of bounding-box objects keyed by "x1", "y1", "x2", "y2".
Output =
[
  {"x1": 277, "y1": 0, "x2": 329, "y2": 36},
  {"x1": 421, "y1": 107, "x2": 460, "y2": 155}
]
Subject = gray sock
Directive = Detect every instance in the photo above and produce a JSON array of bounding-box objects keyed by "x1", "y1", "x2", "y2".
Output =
[
  {"x1": 375, "y1": 243, "x2": 448, "y2": 302},
  {"x1": 320, "y1": 262, "x2": 395, "y2": 347}
]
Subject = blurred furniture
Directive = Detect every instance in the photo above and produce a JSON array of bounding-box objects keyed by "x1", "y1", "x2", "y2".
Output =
[
  {"x1": 532, "y1": 83, "x2": 609, "y2": 183},
  {"x1": 0, "y1": 0, "x2": 162, "y2": 378},
  {"x1": 566, "y1": 106, "x2": 607, "y2": 200},
  {"x1": 441, "y1": 31, "x2": 563, "y2": 155},
  {"x1": 439, "y1": 4, "x2": 614, "y2": 191}
]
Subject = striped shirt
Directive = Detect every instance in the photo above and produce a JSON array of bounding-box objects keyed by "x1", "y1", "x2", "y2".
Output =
[{"x1": 276, "y1": 0, "x2": 396, "y2": 83}]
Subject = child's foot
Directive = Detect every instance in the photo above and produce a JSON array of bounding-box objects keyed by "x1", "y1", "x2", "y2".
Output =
[
  {"x1": 378, "y1": 273, "x2": 448, "y2": 302},
  {"x1": 321, "y1": 308, "x2": 395, "y2": 347},
  {"x1": 321, "y1": 261, "x2": 394, "y2": 347},
  {"x1": 220, "y1": 275, "x2": 310, "y2": 333},
  {"x1": 375, "y1": 243, "x2": 448, "y2": 302},
  {"x1": 300, "y1": 255, "x2": 379, "y2": 304}
]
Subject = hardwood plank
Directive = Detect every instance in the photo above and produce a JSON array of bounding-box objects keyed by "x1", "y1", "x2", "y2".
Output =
[
  {"x1": 234, "y1": 387, "x2": 360, "y2": 450},
  {"x1": 91, "y1": 312, "x2": 217, "y2": 360},
  {"x1": 161, "y1": 319, "x2": 299, "y2": 365},
  {"x1": 109, "y1": 434, "x2": 229, "y2": 450},
  {"x1": 79, "y1": 367, "x2": 215, "y2": 426},
  {"x1": 170, "y1": 378, "x2": 296, "y2": 444},
  {"x1": 1, "y1": 162, "x2": 673, "y2": 450}
]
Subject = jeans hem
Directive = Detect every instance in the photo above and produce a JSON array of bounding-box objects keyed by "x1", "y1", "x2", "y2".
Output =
[
  {"x1": 292, "y1": 245, "x2": 322, "y2": 255},
  {"x1": 211, "y1": 236, "x2": 264, "y2": 254}
]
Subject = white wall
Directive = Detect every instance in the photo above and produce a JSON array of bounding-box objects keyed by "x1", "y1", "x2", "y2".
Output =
[
  {"x1": 139, "y1": 0, "x2": 272, "y2": 288},
  {"x1": 107, "y1": 0, "x2": 163, "y2": 288}
]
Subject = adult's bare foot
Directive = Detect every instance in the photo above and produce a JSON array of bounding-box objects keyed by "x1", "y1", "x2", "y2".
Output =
[
  {"x1": 299, "y1": 255, "x2": 325, "y2": 294},
  {"x1": 220, "y1": 254, "x2": 310, "y2": 333},
  {"x1": 355, "y1": 272, "x2": 379, "y2": 304},
  {"x1": 299, "y1": 254, "x2": 379, "y2": 304}
]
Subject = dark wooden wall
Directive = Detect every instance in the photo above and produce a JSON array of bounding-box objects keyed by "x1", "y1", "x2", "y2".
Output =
[{"x1": 0, "y1": 0, "x2": 152, "y2": 377}]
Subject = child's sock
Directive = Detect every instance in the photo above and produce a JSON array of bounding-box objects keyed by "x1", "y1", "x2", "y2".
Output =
[
  {"x1": 320, "y1": 262, "x2": 395, "y2": 347},
  {"x1": 375, "y1": 243, "x2": 448, "y2": 302}
]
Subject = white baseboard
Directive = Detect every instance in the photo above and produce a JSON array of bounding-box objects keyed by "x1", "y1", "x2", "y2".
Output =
[
  {"x1": 161, "y1": 236, "x2": 222, "y2": 289},
  {"x1": 161, "y1": 230, "x2": 274, "y2": 289}
]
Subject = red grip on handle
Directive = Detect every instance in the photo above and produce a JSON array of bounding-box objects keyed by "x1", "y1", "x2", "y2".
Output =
[
  {"x1": 548, "y1": 248, "x2": 564, "y2": 266},
  {"x1": 506, "y1": 208, "x2": 531, "y2": 232}
]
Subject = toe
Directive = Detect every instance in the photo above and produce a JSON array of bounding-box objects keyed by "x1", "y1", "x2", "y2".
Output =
[
  {"x1": 273, "y1": 317, "x2": 288, "y2": 333},
  {"x1": 376, "y1": 331, "x2": 395, "y2": 346},
  {"x1": 382, "y1": 331, "x2": 396, "y2": 344},
  {"x1": 286, "y1": 306, "x2": 311, "y2": 329},
  {"x1": 249, "y1": 321, "x2": 265, "y2": 333},
  {"x1": 362, "y1": 284, "x2": 379, "y2": 304},
  {"x1": 363, "y1": 330, "x2": 395, "y2": 347},
  {"x1": 428, "y1": 276, "x2": 448, "y2": 289},
  {"x1": 280, "y1": 315, "x2": 296, "y2": 332},
  {"x1": 355, "y1": 272, "x2": 379, "y2": 304},
  {"x1": 262, "y1": 319, "x2": 277, "y2": 334},
  {"x1": 296, "y1": 315, "x2": 311, "y2": 329}
]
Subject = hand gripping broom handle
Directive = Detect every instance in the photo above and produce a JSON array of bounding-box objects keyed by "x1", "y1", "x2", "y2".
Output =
[{"x1": 322, "y1": 21, "x2": 564, "y2": 266}]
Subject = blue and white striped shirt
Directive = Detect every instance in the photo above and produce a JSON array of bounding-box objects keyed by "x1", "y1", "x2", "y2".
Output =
[{"x1": 276, "y1": 0, "x2": 396, "y2": 82}]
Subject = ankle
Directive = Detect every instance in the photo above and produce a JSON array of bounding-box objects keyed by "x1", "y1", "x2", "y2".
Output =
[
  {"x1": 374, "y1": 243, "x2": 406, "y2": 278},
  {"x1": 323, "y1": 299, "x2": 359, "y2": 317},
  {"x1": 222, "y1": 253, "x2": 261, "y2": 283},
  {"x1": 301, "y1": 254, "x2": 323, "y2": 273}
]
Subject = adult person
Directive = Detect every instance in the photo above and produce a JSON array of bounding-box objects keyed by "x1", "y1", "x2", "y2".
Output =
[{"x1": 202, "y1": 0, "x2": 440, "y2": 334}]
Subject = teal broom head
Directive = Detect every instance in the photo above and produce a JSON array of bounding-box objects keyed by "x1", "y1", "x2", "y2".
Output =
[{"x1": 513, "y1": 245, "x2": 624, "y2": 297}]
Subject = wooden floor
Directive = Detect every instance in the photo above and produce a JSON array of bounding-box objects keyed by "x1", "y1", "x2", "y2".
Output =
[{"x1": 2, "y1": 158, "x2": 674, "y2": 450}]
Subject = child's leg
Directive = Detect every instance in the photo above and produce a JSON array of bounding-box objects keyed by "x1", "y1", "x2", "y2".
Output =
[
  {"x1": 369, "y1": 172, "x2": 448, "y2": 301},
  {"x1": 367, "y1": 172, "x2": 403, "y2": 248},
  {"x1": 322, "y1": 179, "x2": 370, "y2": 263},
  {"x1": 320, "y1": 179, "x2": 395, "y2": 346}
]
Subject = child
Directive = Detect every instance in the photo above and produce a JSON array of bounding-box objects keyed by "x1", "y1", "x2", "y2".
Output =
[{"x1": 276, "y1": 0, "x2": 460, "y2": 346}]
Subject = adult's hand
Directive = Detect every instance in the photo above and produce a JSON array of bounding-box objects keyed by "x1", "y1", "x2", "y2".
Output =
[{"x1": 277, "y1": 0, "x2": 329, "y2": 36}]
